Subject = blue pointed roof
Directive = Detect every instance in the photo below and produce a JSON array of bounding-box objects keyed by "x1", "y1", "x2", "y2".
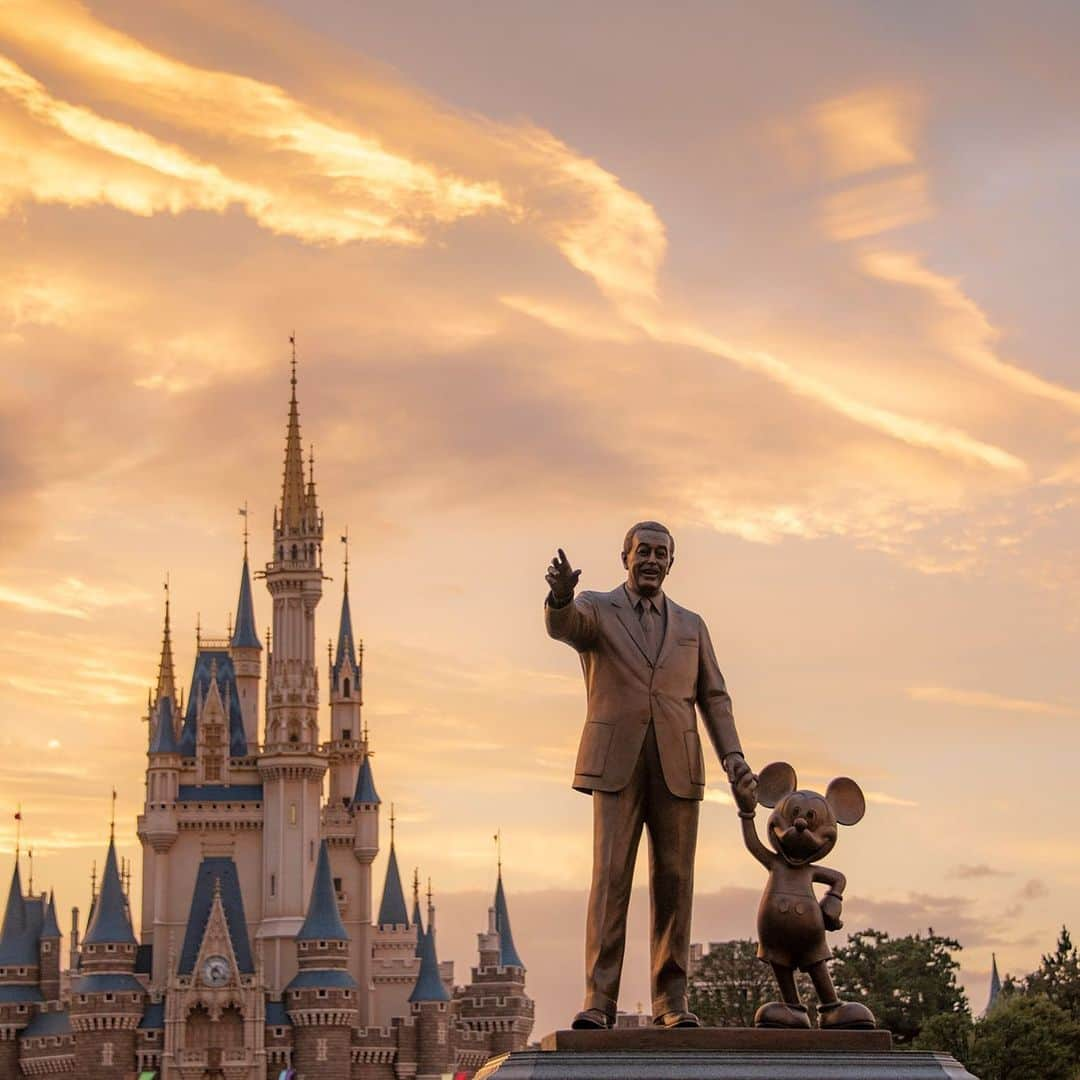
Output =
[
  {"x1": 83, "y1": 838, "x2": 136, "y2": 946},
  {"x1": 353, "y1": 756, "x2": 380, "y2": 805},
  {"x1": 297, "y1": 842, "x2": 348, "y2": 941},
  {"x1": 40, "y1": 892, "x2": 60, "y2": 939},
  {"x1": 494, "y1": 872, "x2": 524, "y2": 969},
  {"x1": 332, "y1": 581, "x2": 360, "y2": 690},
  {"x1": 231, "y1": 555, "x2": 261, "y2": 650},
  {"x1": 0, "y1": 861, "x2": 37, "y2": 966},
  {"x1": 409, "y1": 925, "x2": 450, "y2": 1003},
  {"x1": 149, "y1": 695, "x2": 179, "y2": 755},
  {"x1": 178, "y1": 857, "x2": 254, "y2": 975},
  {"x1": 178, "y1": 649, "x2": 247, "y2": 757},
  {"x1": 377, "y1": 844, "x2": 408, "y2": 927}
]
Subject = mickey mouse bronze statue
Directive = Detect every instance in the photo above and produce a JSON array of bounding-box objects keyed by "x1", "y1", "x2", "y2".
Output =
[{"x1": 733, "y1": 762, "x2": 876, "y2": 1030}]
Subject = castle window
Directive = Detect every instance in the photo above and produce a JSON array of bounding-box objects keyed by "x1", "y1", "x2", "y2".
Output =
[
  {"x1": 104, "y1": 993, "x2": 114, "y2": 1002},
  {"x1": 333, "y1": 877, "x2": 342, "y2": 894},
  {"x1": 102, "y1": 1043, "x2": 114, "y2": 1066},
  {"x1": 343, "y1": 678, "x2": 350, "y2": 697},
  {"x1": 344, "y1": 990, "x2": 351, "y2": 998},
  {"x1": 310, "y1": 840, "x2": 315, "y2": 862},
  {"x1": 342, "y1": 728, "x2": 351, "y2": 741},
  {"x1": 291, "y1": 544, "x2": 298, "y2": 560},
  {"x1": 42, "y1": 942, "x2": 51, "y2": 953},
  {"x1": 318, "y1": 940, "x2": 327, "y2": 950},
  {"x1": 317, "y1": 1037, "x2": 328, "y2": 1061},
  {"x1": 289, "y1": 803, "x2": 297, "y2": 826},
  {"x1": 274, "y1": 1027, "x2": 284, "y2": 1037},
  {"x1": 17, "y1": 966, "x2": 25, "y2": 975},
  {"x1": 270, "y1": 874, "x2": 276, "y2": 897},
  {"x1": 317, "y1": 989, "x2": 327, "y2": 998},
  {"x1": 106, "y1": 943, "x2": 116, "y2": 952}
]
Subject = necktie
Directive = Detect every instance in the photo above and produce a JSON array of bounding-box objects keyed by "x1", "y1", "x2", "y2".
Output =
[{"x1": 639, "y1": 599, "x2": 658, "y2": 660}]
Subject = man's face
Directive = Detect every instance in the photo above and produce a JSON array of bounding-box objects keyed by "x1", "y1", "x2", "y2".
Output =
[{"x1": 622, "y1": 528, "x2": 673, "y2": 597}]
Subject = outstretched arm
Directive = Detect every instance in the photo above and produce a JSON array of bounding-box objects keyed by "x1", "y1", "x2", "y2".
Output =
[
  {"x1": 733, "y1": 771, "x2": 772, "y2": 869},
  {"x1": 544, "y1": 549, "x2": 599, "y2": 651}
]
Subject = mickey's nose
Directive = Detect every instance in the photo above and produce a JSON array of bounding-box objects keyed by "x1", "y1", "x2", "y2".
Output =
[{"x1": 794, "y1": 817, "x2": 809, "y2": 833}]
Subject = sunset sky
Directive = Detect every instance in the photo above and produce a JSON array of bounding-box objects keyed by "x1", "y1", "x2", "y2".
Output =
[{"x1": 3, "y1": 0, "x2": 1080, "y2": 1034}]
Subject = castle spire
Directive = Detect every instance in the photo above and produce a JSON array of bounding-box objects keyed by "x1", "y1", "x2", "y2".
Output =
[
  {"x1": 0, "y1": 859, "x2": 25, "y2": 946},
  {"x1": 494, "y1": 864, "x2": 524, "y2": 969},
  {"x1": 409, "y1": 919, "x2": 449, "y2": 1003},
  {"x1": 231, "y1": 549, "x2": 261, "y2": 650},
  {"x1": 332, "y1": 563, "x2": 359, "y2": 690},
  {"x1": 82, "y1": 836, "x2": 136, "y2": 946},
  {"x1": 280, "y1": 335, "x2": 308, "y2": 535},
  {"x1": 297, "y1": 841, "x2": 348, "y2": 941},
  {"x1": 985, "y1": 952, "x2": 1002, "y2": 1015},
  {"x1": 376, "y1": 826, "x2": 408, "y2": 927},
  {"x1": 155, "y1": 577, "x2": 176, "y2": 707}
]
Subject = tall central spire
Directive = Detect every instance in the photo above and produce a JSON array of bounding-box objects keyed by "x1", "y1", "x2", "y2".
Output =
[
  {"x1": 280, "y1": 336, "x2": 308, "y2": 536},
  {"x1": 155, "y1": 581, "x2": 176, "y2": 707}
]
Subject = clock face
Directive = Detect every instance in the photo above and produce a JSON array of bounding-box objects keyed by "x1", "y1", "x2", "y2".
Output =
[{"x1": 202, "y1": 955, "x2": 230, "y2": 987}]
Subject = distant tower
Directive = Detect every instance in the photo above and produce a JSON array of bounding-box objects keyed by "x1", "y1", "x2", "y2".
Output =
[
  {"x1": 230, "y1": 544, "x2": 263, "y2": 749},
  {"x1": 0, "y1": 861, "x2": 35, "y2": 1075},
  {"x1": 71, "y1": 838, "x2": 145, "y2": 1076},
  {"x1": 409, "y1": 916, "x2": 452, "y2": 1080},
  {"x1": 984, "y1": 953, "x2": 1002, "y2": 1015},
  {"x1": 138, "y1": 587, "x2": 181, "y2": 983},
  {"x1": 370, "y1": 813, "x2": 418, "y2": 1026},
  {"x1": 327, "y1": 555, "x2": 363, "y2": 804},
  {"x1": 457, "y1": 862, "x2": 534, "y2": 1054},
  {"x1": 286, "y1": 842, "x2": 358, "y2": 1078},
  {"x1": 259, "y1": 349, "x2": 328, "y2": 992},
  {"x1": 39, "y1": 891, "x2": 61, "y2": 1002}
]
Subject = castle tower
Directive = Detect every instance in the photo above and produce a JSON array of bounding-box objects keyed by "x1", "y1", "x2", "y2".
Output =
[
  {"x1": 259, "y1": 352, "x2": 328, "y2": 992},
  {"x1": 39, "y1": 891, "x2": 61, "y2": 1002},
  {"x1": 137, "y1": 590, "x2": 181, "y2": 983},
  {"x1": 370, "y1": 818, "x2": 419, "y2": 1027},
  {"x1": 0, "y1": 861, "x2": 36, "y2": 1076},
  {"x1": 230, "y1": 547, "x2": 263, "y2": 749},
  {"x1": 327, "y1": 566, "x2": 363, "y2": 804},
  {"x1": 409, "y1": 919, "x2": 452, "y2": 1080},
  {"x1": 984, "y1": 953, "x2": 1002, "y2": 1015},
  {"x1": 456, "y1": 866, "x2": 534, "y2": 1054},
  {"x1": 286, "y1": 842, "x2": 357, "y2": 1080},
  {"x1": 71, "y1": 837, "x2": 145, "y2": 1078}
]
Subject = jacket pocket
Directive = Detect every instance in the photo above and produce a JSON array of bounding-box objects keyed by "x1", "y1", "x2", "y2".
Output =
[
  {"x1": 684, "y1": 729, "x2": 705, "y2": 786},
  {"x1": 576, "y1": 722, "x2": 615, "y2": 776}
]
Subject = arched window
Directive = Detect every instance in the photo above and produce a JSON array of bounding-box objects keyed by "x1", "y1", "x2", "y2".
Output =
[
  {"x1": 291, "y1": 544, "x2": 298, "y2": 560},
  {"x1": 343, "y1": 678, "x2": 350, "y2": 698}
]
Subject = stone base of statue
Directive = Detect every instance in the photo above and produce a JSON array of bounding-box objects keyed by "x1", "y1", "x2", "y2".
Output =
[{"x1": 473, "y1": 1028, "x2": 978, "y2": 1079}]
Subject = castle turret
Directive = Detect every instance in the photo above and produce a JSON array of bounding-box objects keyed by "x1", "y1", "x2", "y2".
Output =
[
  {"x1": 410, "y1": 918, "x2": 452, "y2": 1080},
  {"x1": 456, "y1": 864, "x2": 534, "y2": 1054},
  {"x1": 370, "y1": 819, "x2": 419, "y2": 1026},
  {"x1": 72, "y1": 837, "x2": 145, "y2": 1077},
  {"x1": 984, "y1": 953, "x2": 1002, "y2": 1015},
  {"x1": 259, "y1": 350, "x2": 328, "y2": 993},
  {"x1": 0, "y1": 861, "x2": 36, "y2": 1075},
  {"x1": 230, "y1": 548, "x2": 263, "y2": 749},
  {"x1": 328, "y1": 566, "x2": 363, "y2": 804},
  {"x1": 39, "y1": 891, "x2": 61, "y2": 1002},
  {"x1": 286, "y1": 842, "x2": 357, "y2": 1080}
]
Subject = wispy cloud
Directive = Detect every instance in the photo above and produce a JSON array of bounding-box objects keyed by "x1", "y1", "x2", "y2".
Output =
[{"x1": 907, "y1": 686, "x2": 1078, "y2": 717}]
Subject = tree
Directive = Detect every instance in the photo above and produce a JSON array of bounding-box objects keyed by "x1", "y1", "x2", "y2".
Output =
[
  {"x1": 968, "y1": 993, "x2": 1080, "y2": 1080},
  {"x1": 688, "y1": 940, "x2": 817, "y2": 1027},
  {"x1": 1023, "y1": 926, "x2": 1080, "y2": 1021},
  {"x1": 829, "y1": 928, "x2": 968, "y2": 1044},
  {"x1": 911, "y1": 1010, "x2": 974, "y2": 1064}
]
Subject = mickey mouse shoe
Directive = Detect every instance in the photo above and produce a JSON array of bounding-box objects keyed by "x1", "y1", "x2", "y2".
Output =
[
  {"x1": 818, "y1": 1001, "x2": 876, "y2": 1030},
  {"x1": 754, "y1": 1001, "x2": 812, "y2": 1029}
]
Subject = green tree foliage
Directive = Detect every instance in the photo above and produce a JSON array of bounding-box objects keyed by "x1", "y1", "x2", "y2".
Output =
[
  {"x1": 829, "y1": 928, "x2": 968, "y2": 1044},
  {"x1": 688, "y1": 940, "x2": 816, "y2": 1027},
  {"x1": 968, "y1": 993, "x2": 1080, "y2": 1080},
  {"x1": 1023, "y1": 926, "x2": 1080, "y2": 1021},
  {"x1": 911, "y1": 1010, "x2": 974, "y2": 1064}
]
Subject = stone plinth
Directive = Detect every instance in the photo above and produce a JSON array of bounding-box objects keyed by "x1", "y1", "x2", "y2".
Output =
[{"x1": 473, "y1": 1028, "x2": 979, "y2": 1080}]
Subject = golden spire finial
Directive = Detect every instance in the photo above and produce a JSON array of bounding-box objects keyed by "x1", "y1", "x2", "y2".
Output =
[
  {"x1": 389, "y1": 802, "x2": 396, "y2": 847},
  {"x1": 109, "y1": 789, "x2": 117, "y2": 842},
  {"x1": 289, "y1": 332, "x2": 297, "y2": 394},
  {"x1": 341, "y1": 526, "x2": 349, "y2": 586},
  {"x1": 413, "y1": 867, "x2": 420, "y2": 908},
  {"x1": 239, "y1": 501, "x2": 249, "y2": 558},
  {"x1": 494, "y1": 828, "x2": 502, "y2": 876}
]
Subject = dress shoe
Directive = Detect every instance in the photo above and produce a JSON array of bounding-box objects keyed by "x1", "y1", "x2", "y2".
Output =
[
  {"x1": 652, "y1": 1009, "x2": 701, "y2": 1028},
  {"x1": 818, "y1": 1001, "x2": 875, "y2": 1030},
  {"x1": 754, "y1": 1001, "x2": 812, "y2": 1029},
  {"x1": 571, "y1": 1008, "x2": 613, "y2": 1030}
]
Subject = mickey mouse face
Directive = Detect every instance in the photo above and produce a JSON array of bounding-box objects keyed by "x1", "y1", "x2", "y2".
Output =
[{"x1": 757, "y1": 763, "x2": 866, "y2": 867}]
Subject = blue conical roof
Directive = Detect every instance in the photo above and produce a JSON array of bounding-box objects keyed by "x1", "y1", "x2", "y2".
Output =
[
  {"x1": 332, "y1": 580, "x2": 359, "y2": 689},
  {"x1": 297, "y1": 842, "x2": 348, "y2": 941},
  {"x1": 149, "y1": 696, "x2": 179, "y2": 755},
  {"x1": 231, "y1": 554, "x2": 261, "y2": 650},
  {"x1": 41, "y1": 892, "x2": 61, "y2": 939},
  {"x1": 377, "y1": 844, "x2": 408, "y2": 927},
  {"x1": 353, "y1": 756, "x2": 380, "y2": 805},
  {"x1": 83, "y1": 838, "x2": 136, "y2": 946},
  {"x1": 409, "y1": 925, "x2": 450, "y2": 1003},
  {"x1": 0, "y1": 860, "x2": 32, "y2": 964},
  {"x1": 494, "y1": 872, "x2": 524, "y2": 969}
]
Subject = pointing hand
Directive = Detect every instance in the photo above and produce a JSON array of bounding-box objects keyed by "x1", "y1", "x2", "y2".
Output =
[{"x1": 546, "y1": 548, "x2": 581, "y2": 602}]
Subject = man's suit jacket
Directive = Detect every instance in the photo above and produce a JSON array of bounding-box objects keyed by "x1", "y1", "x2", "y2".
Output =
[{"x1": 546, "y1": 586, "x2": 741, "y2": 800}]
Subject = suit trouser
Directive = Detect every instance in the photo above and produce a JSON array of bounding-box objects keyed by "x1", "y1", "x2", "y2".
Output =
[{"x1": 583, "y1": 721, "x2": 699, "y2": 1018}]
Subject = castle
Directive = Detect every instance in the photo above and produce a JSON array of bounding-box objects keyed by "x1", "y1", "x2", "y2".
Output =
[{"x1": 0, "y1": 358, "x2": 534, "y2": 1078}]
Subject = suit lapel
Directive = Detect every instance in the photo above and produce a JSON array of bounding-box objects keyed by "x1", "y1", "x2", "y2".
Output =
[{"x1": 608, "y1": 588, "x2": 654, "y2": 667}]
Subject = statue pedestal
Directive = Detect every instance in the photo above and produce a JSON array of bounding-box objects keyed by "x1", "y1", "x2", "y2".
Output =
[{"x1": 474, "y1": 1028, "x2": 978, "y2": 1079}]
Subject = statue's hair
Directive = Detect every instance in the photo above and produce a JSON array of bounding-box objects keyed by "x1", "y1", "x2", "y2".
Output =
[{"x1": 622, "y1": 521, "x2": 675, "y2": 558}]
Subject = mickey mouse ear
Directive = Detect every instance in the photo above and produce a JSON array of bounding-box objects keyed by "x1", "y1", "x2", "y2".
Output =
[
  {"x1": 757, "y1": 762, "x2": 797, "y2": 808},
  {"x1": 826, "y1": 777, "x2": 866, "y2": 826}
]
